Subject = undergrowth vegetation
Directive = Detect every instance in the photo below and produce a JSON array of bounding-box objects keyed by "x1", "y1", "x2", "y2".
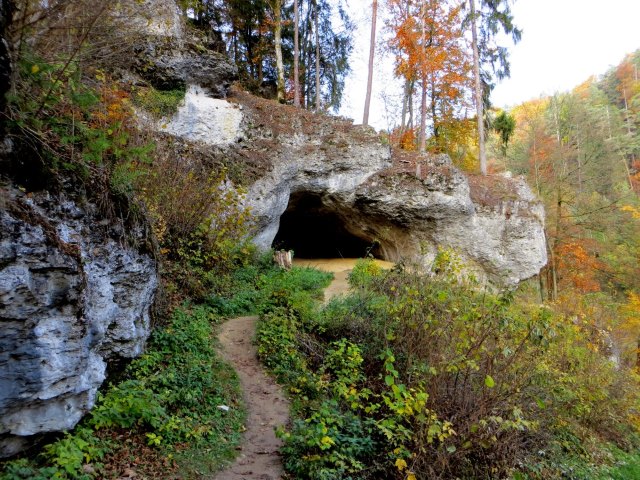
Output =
[
  {"x1": 255, "y1": 255, "x2": 640, "y2": 480},
  {"x1": 0, "y1": 305, "x2": 244, "y2": 479}
]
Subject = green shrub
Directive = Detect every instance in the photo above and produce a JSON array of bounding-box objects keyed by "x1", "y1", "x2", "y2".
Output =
[
  {"x1": 279, "y1": 400, "x2": 375, "y2": 480},
  {"x1": 8, "y1": 56, "x2": 155, "y2": 205},
  {"x1": 257, "y1": 266, "x2": 332, "y2": 319},
  {"x1": 348, "y1": 258, "x2": 383, "y2": 289},
  {"x1": 42, "y1": 429, "x2": 107, "y2": 477},
  {"x1": 256, "y1": 307, "x2": 307, "y2": 384},
  {"x1": 0, "y1": 459, "x2": 60, "y2": 480},
  {"x1": 256, "y1": 256, "x2": 640, "y2": 480},
  {"x1": 90, "y1": 380, "x2": 166, "y2": 430}
]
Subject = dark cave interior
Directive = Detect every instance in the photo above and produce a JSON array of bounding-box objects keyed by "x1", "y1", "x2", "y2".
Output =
[{"x1": 272, "y1": 192, "x2": 378, "y2": 258}]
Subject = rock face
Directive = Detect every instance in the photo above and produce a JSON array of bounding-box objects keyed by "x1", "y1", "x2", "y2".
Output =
[
  {"x1": 154, "y1": 86, "x2": 547, "y2": 287},
  {"x1": 0, "y1": 187, "x2": 157, "y2": 456},
  {"x1": 162, "y1": 85, "x2": 244, "y2": 145},
  {"x1": 0, "y1": 1, "x2": 157, "y2": 456}
]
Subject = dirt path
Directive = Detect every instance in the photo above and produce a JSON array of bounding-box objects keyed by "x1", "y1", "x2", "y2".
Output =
[
  {"x1": 215, "y1": 316, "x2": 289, "y2": 480},
  {"x1": 214, "y1": 259, "x2": 392, "y2": 479},
  {"x1": 293, "y1": 258, "x2": 394, "y2": 302}
]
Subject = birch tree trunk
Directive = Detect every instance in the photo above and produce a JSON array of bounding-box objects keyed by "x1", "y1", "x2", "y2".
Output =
[
  {"x1": 363, "y1": 0, "x2": 377, "y2": 125},
  {"x1": 470, "y1": 0, "x2": 487, "y2": 175},
  {"x1": 293, "y1": 0, "x2": 300, "y2": 107}
]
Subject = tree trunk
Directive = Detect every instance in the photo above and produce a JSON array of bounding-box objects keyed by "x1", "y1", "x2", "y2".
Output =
[
  {"x1": 419, "y1": 79, "x2": 427, "y2": 152},
  {"x1": 273, "y1": 0, "x2": 285, "y2": 103},
  {"x1": 401, "y1": 78, "x2": 409, "y2": 133},
  {"x1": 408, "y1": 80, "x2": 414, "y2": 129},
  {"x1": 314, "y1": 0, "x2": 320, "y2": 111},
  {"x1": 293, "y1": 0, "x2": 300, "y2": 107},
  {"x1": 430, "y1": 73, "x2": 439, "y2": 139},
  {"x1": 470, "y1": 0, "x2": 487, "y2": 175},
  {"x1": 302, "y1": 3, "x2": 313, "y2": 108},
  {"x1": 363, "y1": 0, "x2": 377, "y2": 125},
  {"x1": 418, "y1": 4, "x2": 427, "y2": 152},
  {"x1": 257, "y1": 28, "x2": 264, "y2": 85}
]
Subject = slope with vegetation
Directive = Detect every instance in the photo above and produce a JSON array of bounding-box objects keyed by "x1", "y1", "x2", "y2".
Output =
[
  {"x1": 0, "y1": 0, "x2": 639, "y2": 479},
  {"x1": 257, "y1": 256, "x2": 639, "y2": 479}
]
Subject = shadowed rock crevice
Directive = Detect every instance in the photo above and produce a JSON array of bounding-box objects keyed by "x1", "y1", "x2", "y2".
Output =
[{"x1": 272, "y1": 191, "x2": 381, "y2": 259}]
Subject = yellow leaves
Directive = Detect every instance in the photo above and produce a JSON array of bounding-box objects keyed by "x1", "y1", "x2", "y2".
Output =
[
  {"x1": 394, "y1": 458, "x2": 417, "y2": 480},
  {"x1": 621, "y1": 205, "x2": 640, "y2": 220},
  {"x1": 620, "y1": 292, "x2": 640, "y2": 330},
  {"x1": 319, "y1": 435, "x2": 335, "y2": 449},
  {"x1": 30, "y1": 64, "x2": 40, "y2": 75},
  {"x1": 484, "y1": 375, "x2": 495, "y2": 388}
]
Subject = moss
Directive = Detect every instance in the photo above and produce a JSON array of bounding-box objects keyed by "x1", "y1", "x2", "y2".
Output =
[{"x1": 132, "y1": 86, "x2": 186, "y2": 119}]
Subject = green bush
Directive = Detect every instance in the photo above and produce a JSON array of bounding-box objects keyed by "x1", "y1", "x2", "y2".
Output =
[
  {"x1": 279, "y1": 400, "x2": 375, "y2": 479},
  {"x1": 348, "y1": 258, "x2": 383, "y2": 289},
  {"x1": 255, "y1": 255, "x2": 640, "y2": 480},
  {"x1": 257, "y1": 266, "x2": 332, "y2": 319},
  {"x1": 8, "y1": 56, "x2": 155, "y2": 204}
]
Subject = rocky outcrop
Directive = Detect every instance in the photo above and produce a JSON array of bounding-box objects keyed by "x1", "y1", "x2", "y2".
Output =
[
  {"x1": 244, "y1": 116, "x2": 547, "y2": 285},
  {"x1": 0, "y1": 187, "x2": 157, "y2": 456},
  {"x1": 162, "y1": 85, "x2": 244, "y2": 145},
  {"x1": 0, "y1": 1, "x2": 158, "y2": 456},
  {"x1": 123, "y1": 1, "x2": 547, "y2": 287},
  {"x1": 123, "y1": 0, "x2": 237, "y2": 97},
  {"x1": 154, "y1": 86, "x2": 547, "y2": 287}
]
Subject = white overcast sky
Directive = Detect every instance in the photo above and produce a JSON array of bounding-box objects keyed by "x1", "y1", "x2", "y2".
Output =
[{"x1": 339, "y1": 0, "x2": 640, "y2": 130}]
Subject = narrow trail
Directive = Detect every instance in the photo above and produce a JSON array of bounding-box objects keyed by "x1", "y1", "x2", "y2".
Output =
[
  {"x1": 215, "y1": 316, "x2": 288, "y2": 480},
  {"x1": 293, "y1": 258, "x2": 394, "y2": 302},
  {"x1": 214, "y1": 259, "x2": 392, "y2": 479}
]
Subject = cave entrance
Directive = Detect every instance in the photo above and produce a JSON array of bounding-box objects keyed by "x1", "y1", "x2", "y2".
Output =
[{"x1": 272, "y1": 192, "x2": 378, "y2": 259}]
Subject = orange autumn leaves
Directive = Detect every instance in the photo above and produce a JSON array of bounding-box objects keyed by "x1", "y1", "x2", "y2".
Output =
[
  {"x1": 387, "y1": 0, "x2": 470, "y2": 152},
  {"x1": 556, "y1": 241, "x2": 606, "y2": 294}
]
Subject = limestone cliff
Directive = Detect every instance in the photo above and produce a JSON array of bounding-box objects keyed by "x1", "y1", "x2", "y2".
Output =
[
  {"x1": 0, "y1": 187, "x2": 157, "y2": 456},
  {"x1": 154, "y1": 87, "x2": 547, "y2": 286},
  {"x1": 0, "y1": 1, "x2": 158, "y2": 456}
]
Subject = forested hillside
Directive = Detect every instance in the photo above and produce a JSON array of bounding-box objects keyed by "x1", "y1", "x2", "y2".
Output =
[{"x1": 489, "y1": 50, "x2": 640, "y2": 369}]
